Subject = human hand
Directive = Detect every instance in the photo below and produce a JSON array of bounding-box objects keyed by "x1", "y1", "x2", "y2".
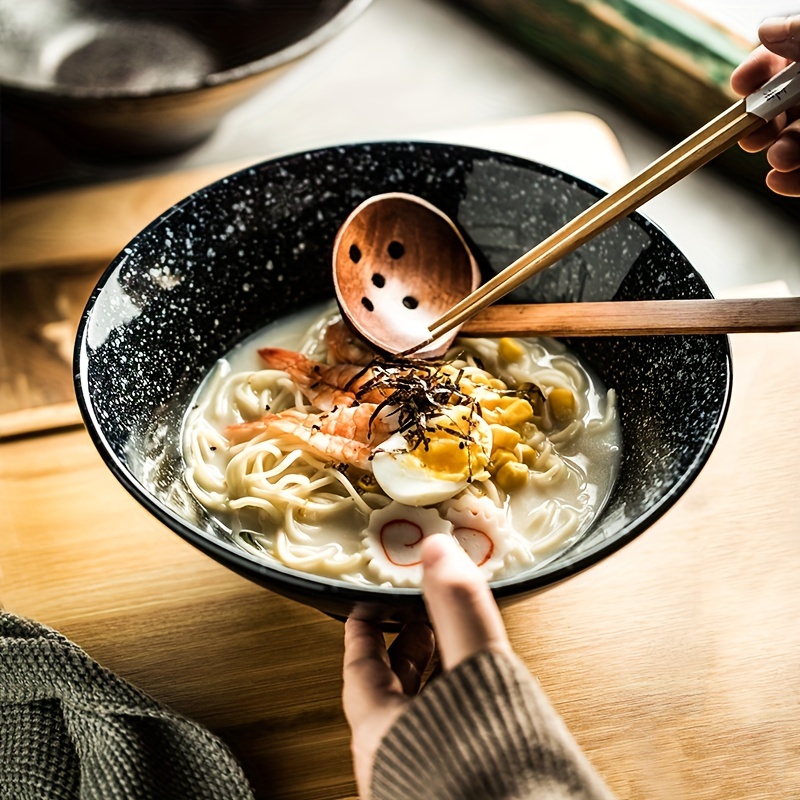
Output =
[
  {"x1": 731, "y1": 15, "x2": 800, "y2": 196},
  {"x1": 342, "y1": 533, "x2": 511, "y2": 799}
]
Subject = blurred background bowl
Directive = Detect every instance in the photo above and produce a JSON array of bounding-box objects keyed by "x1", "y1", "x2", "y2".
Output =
[
  {"x1": 0, "y1": 0, "x2": 372, "y2": 158},
  {"x1": 74, "y1": 141, "x2": 731, "y2": 624}
]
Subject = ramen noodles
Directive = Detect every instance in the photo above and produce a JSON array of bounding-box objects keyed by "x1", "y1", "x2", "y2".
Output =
[{"x1": 182, "y1": 303, "x2": 621, "y2": 587}]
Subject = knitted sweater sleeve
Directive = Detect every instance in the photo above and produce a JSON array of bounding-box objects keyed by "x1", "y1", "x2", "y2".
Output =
[
  {"x1": 0, "y1": 612, "x2": 254, "y2": 800},
  {"x1": 370, "y1": 650, "x2": 616, "y2": 800}
]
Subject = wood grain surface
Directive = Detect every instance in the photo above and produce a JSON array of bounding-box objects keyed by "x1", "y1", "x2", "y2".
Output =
[
  {"x1": 1, "y1": 318, "x2": 798, "y2": 799},
  {"x1": 0, "y1": 263, "x2": 103, "y2": 436}
]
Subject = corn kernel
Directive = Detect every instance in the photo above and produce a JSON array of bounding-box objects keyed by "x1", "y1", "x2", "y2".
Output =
[
  {"x1": 498, "y1": 397, "x2": 534, "y2": 427},
  {"x1": 517, "y1": 444, "x2": 538, "y2": 468},
  {"x1": 548, "y1": 388, "x2": 576, "y2": 422},
  {"x1": 498, "y1": 337, "x2": 525, "y2": 362},
  {"x1": 480, "y1": 408, "x2": 502, "y2": 426},
  {"x1": 488, "y1": 378, "x2": 507, "y2": 391},
  {"x1": 477, "y1": 392, "x2": 501, "y2": 410},
  {"x1": 496, "y1": 460, "x2": 529, "y2": 492},
  {"x1": 490, "y1": 424, "x2": 521, "y2": 451},
  {"x1": 489, "y1": 448, "x2": 517, "y2": 475}
]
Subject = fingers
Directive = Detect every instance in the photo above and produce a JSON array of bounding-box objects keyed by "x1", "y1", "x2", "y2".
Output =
[
  {"x1": 420, "y1": 532, "x2": 510, "y2": 671},
  {"x1": 738, "y1": 116, "x2": 783, "y2": 153},
  {"x1": 342, "y1": 618, "x2": 399, "y2": 727},
  {"x1": 762, "y1": 114, "x2": 800, "y2": 196},
  {"x1": 387, "y1": 622, "x2": 435, "y2": 695},
  {"x1": 731, "y1": 17, "x2": 800, "y2": 195},
  {"x1": 730, "y1": 46, "x2": 789, "y2": 96},
  {"x1": 759, "y1": 16, "x2": 800, "y2": 62},
  {"x1": 766, "y1": 167, "x2": 800, "y2": 197},
  {"x1": 768, "y1": 118, "x2": 800, "y2": 171},
  {"x1": 343, "y1": 618, "x2": 435, "y2": 721}
]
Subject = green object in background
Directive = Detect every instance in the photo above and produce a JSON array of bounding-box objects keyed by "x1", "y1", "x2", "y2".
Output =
[{"x1": 451, "y1": 0, "x2": 785, "y2": 207}]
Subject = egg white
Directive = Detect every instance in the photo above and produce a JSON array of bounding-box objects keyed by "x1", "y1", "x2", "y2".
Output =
[{"x1": 371, "y1": 418, "x2": 492, "y2": 507}]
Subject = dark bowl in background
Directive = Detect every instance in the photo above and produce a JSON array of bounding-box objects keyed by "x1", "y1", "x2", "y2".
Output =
[
  {"x1": 0, "y1": 0, "x2": 372, "y2": 157},
  {"x1": 74, "y1": 141, "x2": 731, "y2": 624}
]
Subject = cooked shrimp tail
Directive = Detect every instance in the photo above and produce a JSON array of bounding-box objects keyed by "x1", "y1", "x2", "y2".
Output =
[
  {"x1": 257, "y1": 347, "x2": 368, "y2": 410},
  {"x1": 324, "y1": 319, "x2": 377, "y2": 365},
  {"x1": 227, "y1": 403, "x2": 395, "y2": 453}
]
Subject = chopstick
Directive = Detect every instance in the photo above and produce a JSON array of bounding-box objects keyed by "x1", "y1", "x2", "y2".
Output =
[
  {"x1": 427, "y1": 100, "x2": 761, "y2": 342},
  {"x1": 424, "y1": 61, "x2": 800, "y2": 345},
  {"x1": 459, "y1": 297, "x2": 800, "y2": 337}
]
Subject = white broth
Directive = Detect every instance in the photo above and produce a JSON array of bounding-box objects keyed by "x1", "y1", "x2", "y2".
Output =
[{"x1": 182, "y1": 302, "x2": 621, "y2": 587}]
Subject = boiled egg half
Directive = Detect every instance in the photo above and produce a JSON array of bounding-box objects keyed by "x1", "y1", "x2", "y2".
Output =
[{"x1": 371, "y1": 405, "x2": 492, "y2": 506}]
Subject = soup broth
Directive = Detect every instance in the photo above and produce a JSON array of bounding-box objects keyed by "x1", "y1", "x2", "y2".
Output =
[{"x1": 182, "y1": 302, "x2": 621, "y2": 587}]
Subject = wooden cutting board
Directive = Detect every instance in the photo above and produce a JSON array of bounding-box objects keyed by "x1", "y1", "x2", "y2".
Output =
[
  {"x1": 0, "y1": 112, "x2": 628, "y2": 439},
  {"x1": 1, "y1": 294, "x2": 798, "y2": 800},
  {"x1": 2, "y1": 116, "x2": 798, "y2": 799}
]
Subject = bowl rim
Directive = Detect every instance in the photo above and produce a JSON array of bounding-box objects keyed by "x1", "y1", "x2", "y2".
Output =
[
  {"x1": 0, "y1": 0, "x2": 374, "y2": 100},
  {"x1": 73, "y1": 139, "x2": 733, "y2": 603}
]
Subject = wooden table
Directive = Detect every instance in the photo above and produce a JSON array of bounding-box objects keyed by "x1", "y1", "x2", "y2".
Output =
[{"x1": 2, "y1": 118, "x2": 798, "y2": 799}]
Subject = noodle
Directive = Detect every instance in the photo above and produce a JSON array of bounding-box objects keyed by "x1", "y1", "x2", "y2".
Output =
[{"x1": 182, "y1": 303, "x2": 621, "y2": 587}]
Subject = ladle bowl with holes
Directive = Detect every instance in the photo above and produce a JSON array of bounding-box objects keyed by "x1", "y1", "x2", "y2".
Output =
[
  {"x1": 332, "y1": 193, "x2": 481, "y2": 358},
  {"x1": 74, "y1": 140, "x2": 732, "y2": 625}
]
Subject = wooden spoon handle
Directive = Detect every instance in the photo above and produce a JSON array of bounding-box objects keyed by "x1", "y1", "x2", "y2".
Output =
[{"x1": 460, "y1": 297, "x2": 800, "y2": 337}]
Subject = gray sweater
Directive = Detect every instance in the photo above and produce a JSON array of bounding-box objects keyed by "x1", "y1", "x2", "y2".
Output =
[{"x1": 0, "y1": 612, "x2": 254, "y2": 800}]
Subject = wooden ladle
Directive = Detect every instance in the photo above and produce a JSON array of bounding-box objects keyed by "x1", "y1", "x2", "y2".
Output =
[
  {"x1": 332, "y1": 192, "x2": 480, "y2": 358},
  {"x1": 332, "y1": 63, "x2": 800, "y2": 354}
]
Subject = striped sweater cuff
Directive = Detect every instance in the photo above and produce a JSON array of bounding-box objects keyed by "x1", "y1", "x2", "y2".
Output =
[{"x1": 371, "y1": 650, "x2": 615, "y2": 800}]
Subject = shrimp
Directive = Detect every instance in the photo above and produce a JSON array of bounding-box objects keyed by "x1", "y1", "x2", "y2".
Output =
[
  {"x1": 257, "y1": 347, "x2": 398, "y2": 409},
  {"x1": 257, "y1": 347, "x2": 368, "y2": 410},
  {"x1": 227, "y1": 403, "x2": 394, "y2": 447},
  {"x1": 228, "y1": 405, "x2": 391, "y2": 470},
  {"x1": 270, "y1": 421, "x2": 375, "y2": 470},
  {"x1": 324, "y1": 319, "x2": 376, "y2": 365}
]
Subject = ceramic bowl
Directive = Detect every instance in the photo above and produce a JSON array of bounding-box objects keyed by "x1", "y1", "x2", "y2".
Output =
[
  {"x1": 0, "y1": 0, "x2": 372, "y2": 157},
  {"x1": 74, "y1": 141, "x2": 731, "y2": 623}
]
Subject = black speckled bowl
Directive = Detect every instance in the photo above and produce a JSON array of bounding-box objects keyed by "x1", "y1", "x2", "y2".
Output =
[{"x1": 74, "y1": 141, "x2": 731, "y2": 623}]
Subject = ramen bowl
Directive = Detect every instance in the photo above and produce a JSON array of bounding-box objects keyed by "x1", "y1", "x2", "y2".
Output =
[
  {"x1": 74, "y1": 141, "x2": 731, "y2": 624},
  {"x1": 0, "y1": 0, "x2": 372, "y2": 157}
]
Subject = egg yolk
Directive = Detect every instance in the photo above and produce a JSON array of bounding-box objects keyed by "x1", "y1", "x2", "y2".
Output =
[{"x1": 408, "y1": 405, "x2": 490, "y2": 482}]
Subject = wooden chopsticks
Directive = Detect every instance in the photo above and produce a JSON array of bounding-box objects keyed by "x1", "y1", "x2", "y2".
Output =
[{"x1": 426, "y1": 98, "x2": 765, "y2": 343}]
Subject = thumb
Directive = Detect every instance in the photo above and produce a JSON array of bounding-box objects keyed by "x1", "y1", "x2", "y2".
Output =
[
  {"x1": 421, "y1": 533, "x2": 510, "y2": 671},
  {"x1": 760, "y1": 15, "x2": 800, "y2": 61}
]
